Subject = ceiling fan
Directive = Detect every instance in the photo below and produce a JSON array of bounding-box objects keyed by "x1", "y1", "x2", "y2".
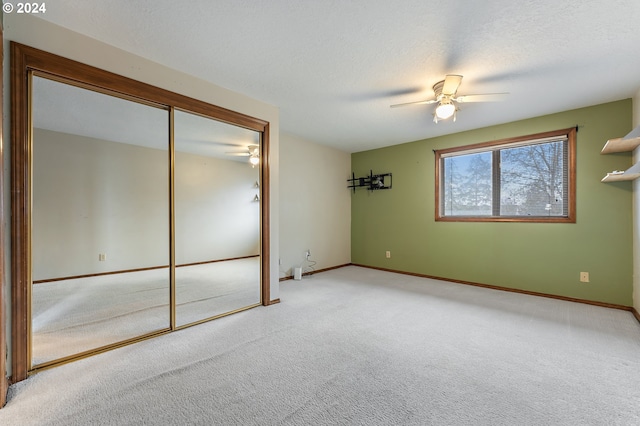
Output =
[
  {"x1": 226, "y1": 144, "x2": 260, "y2": 166},
  {"x1": 390, "y1": 75, "x2": 508, "y2": 123}
]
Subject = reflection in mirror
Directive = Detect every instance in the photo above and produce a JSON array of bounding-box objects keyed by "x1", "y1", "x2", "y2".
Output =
[
  {"x1": 174, "y1": 110, "x2": 261, "y2": 327},
  {"x1": 31, "y1": 75, "x2": 170, "y2": 366}
]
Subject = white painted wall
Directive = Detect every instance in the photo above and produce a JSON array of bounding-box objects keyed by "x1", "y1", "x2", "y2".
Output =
[
  {"x1": 279, "y1": 133, "x2": 351, "y2": 278},
  {"x1": 3, "y1": 14, "x2": 280, "y2": 374},
  {"x1": 632, "y1": 89, "x2": 640, "y2": 311}
]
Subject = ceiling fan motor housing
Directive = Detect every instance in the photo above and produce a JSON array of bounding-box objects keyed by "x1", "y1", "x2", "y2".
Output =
[{"x1": 433, "y1": 80, "x2": 446, "y2": 99}]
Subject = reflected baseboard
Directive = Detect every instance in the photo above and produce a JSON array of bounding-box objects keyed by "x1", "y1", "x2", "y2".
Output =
[
  {"x1": 33, "y1": 264, "x2": 170, "y2": 284},
  {"x1": 177, "y1": 255, "x2": 260, "y2": 268},
  {"x1": 33, "y1": 255, "x2": 261, "y2": 284}
]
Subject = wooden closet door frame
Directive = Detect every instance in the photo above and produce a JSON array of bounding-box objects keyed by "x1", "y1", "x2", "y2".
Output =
[
  {"x1": 1, "y1": 21, "x2": 8, "y2": 408},
  {"x1": 10, "y1": 42, "x2": 272, "y2": 383}
]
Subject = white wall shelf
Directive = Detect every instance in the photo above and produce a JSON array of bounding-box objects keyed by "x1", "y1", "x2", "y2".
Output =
[
  {"x1": 601, "y1": 125, "x2": 640, "y2": 181},
  {"x1": 601, "y1": 137, "x2": 640, "y2": 154},
  {"x1": 601, "y1": 167, "x2": 640, "y2": 182},
  {"x1": 601, "y1": 125, "x2": 640, "y2": 154}
]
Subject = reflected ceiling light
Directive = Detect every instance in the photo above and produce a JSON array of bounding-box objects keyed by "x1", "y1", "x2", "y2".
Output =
[
  {"x1": 226, "y1": 144, "x2": 260, "y2": 165},
  {"x1": 248, "y1": 145, "x2": 260, "y2": 167}
]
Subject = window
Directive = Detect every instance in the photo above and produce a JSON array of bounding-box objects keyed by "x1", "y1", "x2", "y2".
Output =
[{"x1": 435, "y1": 128, "x2": 576, "y2": 223}]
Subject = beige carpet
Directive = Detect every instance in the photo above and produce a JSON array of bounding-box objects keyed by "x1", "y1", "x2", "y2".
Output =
[{"x1": 4, "y1": 265, "x2": 640, "y2": 425}]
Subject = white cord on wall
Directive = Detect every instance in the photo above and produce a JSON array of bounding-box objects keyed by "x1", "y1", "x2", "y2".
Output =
[{"x1": 302, "y1": 250, "x2": 317, "y2": 275}]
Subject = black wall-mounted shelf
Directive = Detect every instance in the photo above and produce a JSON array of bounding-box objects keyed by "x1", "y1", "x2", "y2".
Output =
[{"x1": 347, "y1": 170, "x2": 392, "y2": 193}]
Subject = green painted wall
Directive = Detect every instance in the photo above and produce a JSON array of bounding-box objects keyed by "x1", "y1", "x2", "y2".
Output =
[{"x1": 351, "y1": 99, "x2": 633, "y2": 306}]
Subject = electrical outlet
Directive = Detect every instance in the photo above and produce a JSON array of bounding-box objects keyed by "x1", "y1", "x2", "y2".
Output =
[
  {"x1": 580, "y1": 272, "x2": 589, "y2": 283},
  {"x1": 385, "y1": 251, "x2": 391, "y2": 258},
  {"x1": 305, "y1": 250, "x2": 311, "y2": 259},
  {"x1": 99, "y1": 253, "x2": 106, "y2": 262}
]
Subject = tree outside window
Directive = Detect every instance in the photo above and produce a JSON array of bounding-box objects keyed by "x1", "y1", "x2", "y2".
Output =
[{"x1": 435, "y1": 128, "x2": 576, "y2": 223}]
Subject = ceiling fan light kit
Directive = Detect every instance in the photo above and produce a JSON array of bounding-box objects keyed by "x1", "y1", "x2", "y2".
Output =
[
  {"x1": 434, "y1": 100, "x2": 456, "y2": 122},
  {"x1": 390, "y1": 74, "x2": 507, "y2": 124}
]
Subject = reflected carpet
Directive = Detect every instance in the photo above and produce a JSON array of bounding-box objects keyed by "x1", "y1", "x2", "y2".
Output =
[{"x1": 31, "y1": 257, "x2": 260, "y2": 365}]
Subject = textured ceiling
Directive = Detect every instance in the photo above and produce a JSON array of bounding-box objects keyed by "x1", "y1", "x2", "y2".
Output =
[{"x1": 34, "y1": 0, "x2": 640, "y2": 153}]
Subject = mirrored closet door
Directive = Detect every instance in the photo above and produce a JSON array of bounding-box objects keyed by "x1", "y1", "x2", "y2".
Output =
[
  {"x1": 12, "y1": 42, "x2": 270, "y2": 381},
  {"x1": 30, "y1": 75, "x2": 171, "y2": 367},
  {"x1": 174, "y1": 110, "x2": 262, "y2": 327}
]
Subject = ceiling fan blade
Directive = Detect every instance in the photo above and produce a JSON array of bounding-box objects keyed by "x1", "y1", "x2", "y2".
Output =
[
  {"x1": 390, "y1": 99, "x2": 438, "y2": 108},
  {"x1": 442, "y1": 75, "x2": 463, "y2": 96},
  {"x1": 177, "y1": 138, "x2": 241, "y2": 147},
  {"x1": 225, "y1": 144, "x2": 259, "y2": 156},
  {"x1": 454, "y1": 93, "x2": 509, "y2": 103}
]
